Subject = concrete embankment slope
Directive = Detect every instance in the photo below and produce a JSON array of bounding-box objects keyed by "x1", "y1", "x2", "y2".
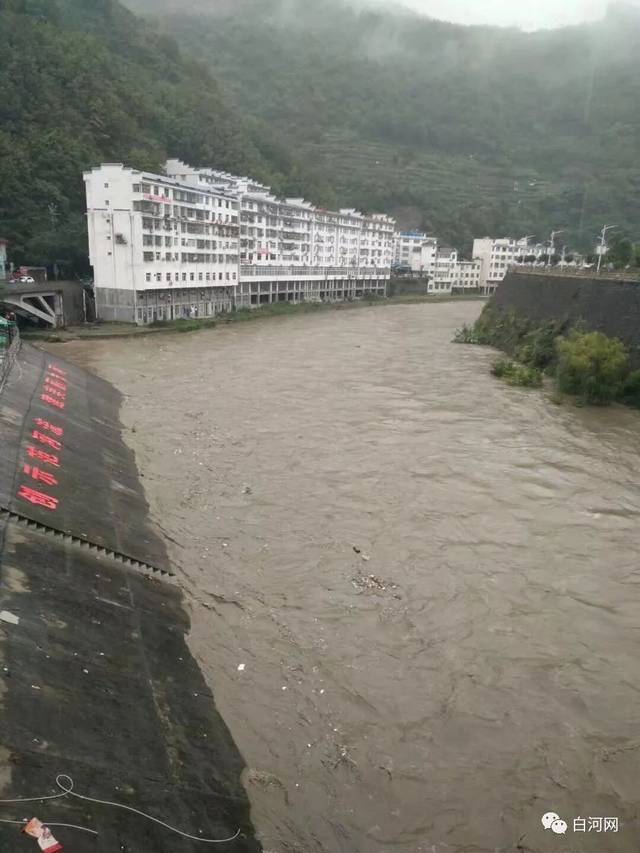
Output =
[
  {"x1": 494, "y1": 271, "x2": 640, "y2": 364},
  {"x1": 0, "y1": 345, "x2": 261, "y2": 852}
]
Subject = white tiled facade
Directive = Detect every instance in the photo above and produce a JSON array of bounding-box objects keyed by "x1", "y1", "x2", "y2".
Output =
[
  {"x1": 473, "y1": 237, "x2": 549, "y2": 294},
  {"x1": 427, "y1": 248, "x2": 458, "y2": 293},
  {"x1": 84, "y1": 164, "x2": 240, "y2": 323},
  {"x1": 166, "y1": 160, "x2": 395, "y2": 309},
  {"x1": 452, "y1": 258, "x2": 482, "y2": 291},
  {"x1": 393, "y1": 232, "x2": 438, "y2": 276}
]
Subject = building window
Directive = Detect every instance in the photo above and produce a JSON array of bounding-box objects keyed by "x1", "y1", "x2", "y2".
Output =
[
  {"x1": 166, "y1": 273, "x2": 171, "y2": 281},
  {"x1": 104, "y1": 182, "x2": 109, "y2": 188},
  {"x1": 198, "y1": 272, "x2": 203, "y2": 281},
  {"x1": 105, "y1": 200, "x2": 110, "y2": 206},
  {"x1": 190, "y1": 273, "x2": 194, "y2": 281},
  {"x1": 146, "y1": 273, "x2": 151, "y2": 282},
  {"x1": 182, "y1": 273, "x2": 187, "y2": 281}
]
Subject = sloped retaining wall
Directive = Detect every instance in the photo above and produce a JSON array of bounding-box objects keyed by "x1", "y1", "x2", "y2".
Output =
[{"x1": 494, "y1": 272, "x2": 640, "y2": 365}]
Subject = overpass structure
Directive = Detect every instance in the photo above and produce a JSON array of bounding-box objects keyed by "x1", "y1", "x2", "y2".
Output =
[{"x1": 1, "y1": 280, "x2": 64, "y2": 326}]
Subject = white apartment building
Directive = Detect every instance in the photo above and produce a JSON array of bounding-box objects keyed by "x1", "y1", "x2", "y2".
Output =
[
  {"x1": 84, "y1": 164, "x2": 240, "y2": 323},
  {"x1": 452, "y1": 258, "x2": 482, "y2": 291},
  {"x1": 393, "y1": 232, "x2": 438, "y2": 277},
  {"x1": 166, "y1": 160, "x2": 395, "y2": 308},
  {"x1": 473, "y1": 236, "x2": 550, "y2": 294},
  {"x1": 427, "y1": 247, "x2": 458, "y2": 293}
]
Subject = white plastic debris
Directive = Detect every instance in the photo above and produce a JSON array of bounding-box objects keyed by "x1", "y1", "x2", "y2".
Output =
[
  {"x1": 237, "y1": 664, "x2": 246, "y2": 672},
  {"x1": 0, "y1": 610, "x2": 19, "y2": 625}
]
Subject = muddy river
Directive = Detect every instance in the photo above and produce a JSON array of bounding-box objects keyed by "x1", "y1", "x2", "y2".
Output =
[{"x1": 50, "y1": 302, "x2": 640, "y2": 852}]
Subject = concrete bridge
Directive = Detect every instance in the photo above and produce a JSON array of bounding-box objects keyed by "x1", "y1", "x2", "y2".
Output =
[{"x1": 1, "y1": 280, "x2": 90, "y2": 327}]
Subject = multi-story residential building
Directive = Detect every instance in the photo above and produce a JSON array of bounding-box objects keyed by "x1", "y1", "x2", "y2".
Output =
[
  {"x1": 452, "y1": 258, "x2": 482, "y2": 291},
  {"x1": 393, "y1": 231, "x2": 425, "y2": 271},
  {"x1": 393, "y1": 232, "x2": 438, "y2": 277},
  {"x1": 166, "y1": 160, "x2": 395, "y2": 309},
  {"x1": 427, "y1": 247, "x2": 458, "y2": 293},
  {"x1": 84, "y1": 164, "x2": 240, "y2": 323},
  {"x1": 473, "y1": 236, "x2": 550, "y2": 294}
]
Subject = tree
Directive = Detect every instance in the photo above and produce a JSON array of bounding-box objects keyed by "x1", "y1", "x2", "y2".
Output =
[
  {"x1": 556, "y1": 331, "x2": 629, "y2": 404},
  {"x1": 607, "y1": 233, "x2": 634, "y2": 268}
]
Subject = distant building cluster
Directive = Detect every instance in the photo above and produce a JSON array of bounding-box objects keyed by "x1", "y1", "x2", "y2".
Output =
[
  {"x1": 393, "y1": 231, "x2": 482, "y2": 293},
  {"x1": 84, "y1": 161, "x2": 395, "y2": 324},
  {"x1": 83, "y1": 158, "x2": 602, "y2": 325},
  {"x1": 392, "y1": 231, "x2": 586, "y2": 295}
]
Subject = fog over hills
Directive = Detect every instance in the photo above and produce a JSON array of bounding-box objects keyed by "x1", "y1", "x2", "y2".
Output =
[{"x1": 124, "y1": 0, "x2": 640, "y2": 251}]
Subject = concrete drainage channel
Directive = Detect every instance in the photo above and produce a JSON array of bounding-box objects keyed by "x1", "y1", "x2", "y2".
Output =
[{"x1": 0, "y1": 505, "x2": 174, "y2": 578}]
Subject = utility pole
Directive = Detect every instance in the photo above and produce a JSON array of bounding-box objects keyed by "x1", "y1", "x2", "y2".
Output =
[
  {"x1": 596, "y1": 224, "x2": 616, "y2": 273},
  {"x1": 519, "y1": 235, "x2": 535, "y2": 264}
]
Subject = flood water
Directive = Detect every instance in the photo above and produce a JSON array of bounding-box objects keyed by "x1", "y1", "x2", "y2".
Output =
[{"x1": 50, "y1": 302, "x2": 640, "y2": 852}]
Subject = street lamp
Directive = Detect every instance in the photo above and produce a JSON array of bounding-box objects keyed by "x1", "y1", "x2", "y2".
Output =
[
  {"x1": 548, "y1": 230, "x2": 565, "y2": 266},
  {"x1": 518, "y1": 235, "x2": 535, "y2": 265},
  {"x1": 596, "y1": 225, "x2": 616, "y2": 274}
]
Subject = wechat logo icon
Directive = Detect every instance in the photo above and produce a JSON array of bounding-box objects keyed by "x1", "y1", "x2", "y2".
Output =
[{"x1": 542, "y1": 812, "x2": 568, "y2": 834}]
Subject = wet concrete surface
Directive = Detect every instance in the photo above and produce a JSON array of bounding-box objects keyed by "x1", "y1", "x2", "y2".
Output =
[
  {"x1": 47, "y1": 302, "x2": 640, "y2": 852},
  {"x1": 0, "y1": 345, "x2": 261, "y2": 852}
]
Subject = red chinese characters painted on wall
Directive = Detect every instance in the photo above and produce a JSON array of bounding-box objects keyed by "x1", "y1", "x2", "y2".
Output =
[
  {"x1": 34, "y1": 418, "x2": 64, "y2": 437},
  {"x1": 17, "y1": 485, "x2": 59, "y2": 511},
  {"x1": 23, "y1": 465, "x2": 59, "y2": 487},
  {"x1": 17, "y1": 361, "x2": 69, "y2": 512},
  {"x1": 31, "y1": 430, "x2": 62, "y2": 451}
]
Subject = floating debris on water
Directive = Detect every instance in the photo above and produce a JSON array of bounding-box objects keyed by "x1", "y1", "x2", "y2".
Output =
[{"x1": 351, "y1": 573, "x2": 398, "y2": 593}]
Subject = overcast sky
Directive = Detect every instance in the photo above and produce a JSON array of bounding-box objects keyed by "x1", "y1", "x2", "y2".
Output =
[{"x1": 378, "y1": 0, "x2": 617, "y2": 30}]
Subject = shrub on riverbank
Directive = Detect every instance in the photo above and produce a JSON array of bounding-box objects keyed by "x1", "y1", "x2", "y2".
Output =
[
  {"x1": 555, "y1": 331, "x2": 630, "y2": 404},
  {"x1": 491, "y1": 358, "x2": 543, "y2": 387},
  {"x1": 455, "y1": 303, "x2": 640, "y2": 407}
]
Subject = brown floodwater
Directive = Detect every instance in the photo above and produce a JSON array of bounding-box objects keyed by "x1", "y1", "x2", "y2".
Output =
[{"x1": 48, "y1": 302, "x2": 640, "y2": 852}]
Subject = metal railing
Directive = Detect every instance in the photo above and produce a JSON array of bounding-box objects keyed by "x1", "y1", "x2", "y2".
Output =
[
  {"x1": 0, "y1": 325, "x2": 20, "y2": 392},
  {"x1": 511, "y1": 266, "x2": 640, "y2": 281},
  {"x1": 240, "y1": 265, "x2": 390, "y2": 278}
]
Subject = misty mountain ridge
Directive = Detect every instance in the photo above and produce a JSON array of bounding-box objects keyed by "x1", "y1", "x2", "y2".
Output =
[
  {"x1": 0, "y1": 0, "x2": 323, "y2": 270},
  {"x1": 124, "y1": 0, "x2": 640, "y2": 250}
]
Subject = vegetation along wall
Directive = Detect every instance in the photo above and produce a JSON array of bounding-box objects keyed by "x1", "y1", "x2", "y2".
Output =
[{"x1": 493, "y1": 272, "x2": 640, "y2": 366}]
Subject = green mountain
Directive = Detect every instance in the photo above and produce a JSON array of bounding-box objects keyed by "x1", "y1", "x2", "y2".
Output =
[
  {"x1": 125, "y1": 0, "x2": 640, "y2": 253},
  {"x1": 0, "y1": 0, "x2": 319, "y2": 274}
]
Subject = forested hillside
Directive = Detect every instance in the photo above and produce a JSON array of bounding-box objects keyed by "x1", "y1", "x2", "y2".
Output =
[
  {"x1": 126, "y1": 0, "x2": 640, "y2": 253},
  {"x1": 0, "y1": 0, "x2": 320, "y2": 273}
]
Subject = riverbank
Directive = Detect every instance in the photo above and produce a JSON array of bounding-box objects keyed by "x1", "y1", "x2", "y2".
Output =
[
  {"x1": 22, "y1": 292, "x2": 486, "y2": 342},
  {"x1": 0, "y1": 344, "x2": 261, "y2": 852},
  {"x1": 457, "y1": 300, "x2": 640, "y2": 407}
]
